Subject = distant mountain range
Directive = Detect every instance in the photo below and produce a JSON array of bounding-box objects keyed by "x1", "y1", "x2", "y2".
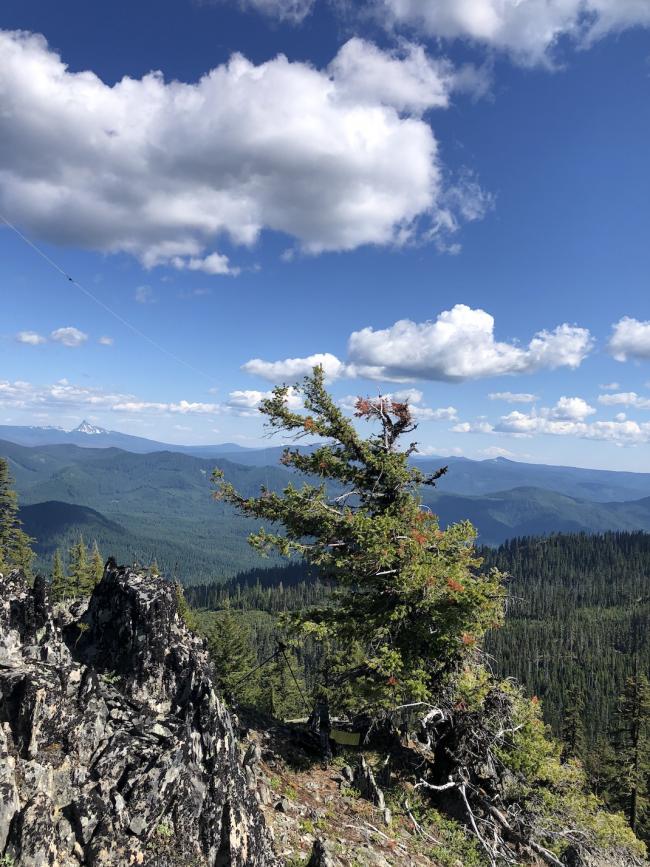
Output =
[
  {"x1": 3, "y1": 434, "x2": 650, "y2": 581},
  {"x1": 3, "y1": 421, "x2": 650, "y2": 502},
  {"x1": 0, "y1": 421, "x2": 249, "y2": 457}
]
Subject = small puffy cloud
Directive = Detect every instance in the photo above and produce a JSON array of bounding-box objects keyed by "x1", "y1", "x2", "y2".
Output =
[
  {"x1": 451, "y1": 420, "x2": 494, "y2": 434},
  {"x1": 172, "y1": 252, "x2": 238, "y2": 276},
  {"x1": 98, "y1": 336, "x2": 114, "y2": 346},
  {"x1": 488, "y1": 391, "x2": 538, "y2": 404},
  {"x1": 415, "y1": 405, "x2": 458, "y2": 421},
  {"x1": 135, "y1": 285, "x2": 156, "y2": 304},
  {"x1": 227, "y1": 387, "x2": 303, "y2": 415},
  {"x1": 50, "y1": 326, "x2": 88, "y2": 347},
  {"x1": 375, "y1": 0, "x2": 650, "y2": 66},
  {"x1": 0, "y1": 30, "x2": 486, "y2": 273},
  {"x1": 16, "y1": 330, "x2": 46, "y2": 345},
  {"x1": 329, "y1": 38, "x2": 457, "y2": 114},
  {"x1": 494, "y1": 396, "x2": 596, "y2": 432},
  {"x1": 598, "y1": 392, "x2": 650, "y2": 409},
  {"x1": 347, "y1": 305, "x2": 592, "y2": 382},
  {"x1": 242, "y1": 352, "x2": 347, "y2": 382},
  {"x1": 549, "y1": 396, "x2": 596, "y2": 421},
  {"x1": 392, "y1": 388, "x2": 424, "y2": 404},
  {"x1": 599, "y1": 382, "x2": 620, "y2": 390},
  {"x1": 608, "y1": 316, "x2": 650, "y2": 362}
]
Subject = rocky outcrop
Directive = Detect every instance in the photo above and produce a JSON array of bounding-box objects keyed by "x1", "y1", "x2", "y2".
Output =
[{"x1": 0, "y1": 565, "x2": 278, "y2": 866}]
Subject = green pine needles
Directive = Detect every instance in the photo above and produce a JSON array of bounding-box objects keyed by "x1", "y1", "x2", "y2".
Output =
[
  {"x1": 214, "y1": 366, "x2": 506, "y2": 714},
  {"x1": 0, "y1": 456, "x2": 34, "y2": 576},
  {"x1": 50, "y1": 537, "x2": 106, "y2": 601}
]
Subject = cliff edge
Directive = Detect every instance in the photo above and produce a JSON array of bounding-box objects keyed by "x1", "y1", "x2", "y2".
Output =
[{"x1": 0, "y1": 564, "x2": 278, "y2": 866}]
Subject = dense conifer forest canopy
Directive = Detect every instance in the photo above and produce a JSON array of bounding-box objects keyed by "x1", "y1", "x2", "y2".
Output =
[
  {"x1": 185, "y1": 530, "x2": 650, "y2": 736},
  {"x1": 186, "y1": 529, "x2": 650, "y2": 842}
]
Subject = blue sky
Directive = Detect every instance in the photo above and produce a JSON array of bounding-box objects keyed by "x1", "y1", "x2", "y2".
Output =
[{"x1": 1, "y1": 0, "x2": 650, "y2": 469}]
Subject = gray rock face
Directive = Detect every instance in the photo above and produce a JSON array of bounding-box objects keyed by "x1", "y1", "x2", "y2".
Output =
[{"x1": 0, "y1": 565, "x2": 278, "y2": 866}]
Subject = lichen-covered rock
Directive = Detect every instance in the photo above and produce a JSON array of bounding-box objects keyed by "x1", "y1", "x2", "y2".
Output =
[{"x1": 0, "y1": 565, "x2": 278, "y2": 866}]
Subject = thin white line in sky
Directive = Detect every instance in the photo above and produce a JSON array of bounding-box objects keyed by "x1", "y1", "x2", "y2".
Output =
[{"x1": 0, "y1": 212, "x2": 218, "y2": 385}]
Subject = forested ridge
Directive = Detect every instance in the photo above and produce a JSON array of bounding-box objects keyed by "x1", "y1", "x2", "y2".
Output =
[
  {"x1": 187, "y1": 531, "x2": 650, "y2": 738},
  {"x1": 186, "y1": 529, "x2": 650, "y2": 846},
  {"x1": 483, "y1": 532, "x2": 650, "y2": 739},
  {"x1": 8, "y1": 432, "x2": 650, "y2": 583}
]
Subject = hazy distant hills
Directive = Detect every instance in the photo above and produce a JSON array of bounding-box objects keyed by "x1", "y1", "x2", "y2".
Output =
[
  {"x1": 3, "y1": 432, "x2": 650, "y2": 581},
  {"x1": 3, "y1": 422, "x2": 650, "y2": 502},
  {"x1": 0, "y1": 421, "x2": 249, "y2": 458},
  {"x1": 424, "y1": 487, "x2": 650, "y2": 543}
]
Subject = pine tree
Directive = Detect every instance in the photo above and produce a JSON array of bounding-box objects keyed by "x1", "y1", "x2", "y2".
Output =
[
  {"x1": 174, "y1": 581, "x2": 196, "y2": 631},
  {"x1": 0, "y1": 457, "x2": 35, "y2": 575},
  {"x1": 600, "y1": 674, "x2": 650, "y2": 842},
  {"x1": 616, "y1": 675, "x2": 650, "y2": 838},
  {"x1": 90, "y1": 540, "x2": 104, "y2": 588},
  {"x1": 206, "y1": 606, "x2": 260, "y2": 705},
  {"x1": 68, "y1": 536, "x2": 91, "y2": 597},
  {"x1": 214, "y1": 366, "x2": 505, "y2": 715},
  {"x1": 259, "y1": 647, "x2": 307, "y2": 721},
  {"x1": 50, "y1": 549, "x2": 67, "y2": 602},
  {"x1": 561, "y1": 685, "x2": 587, "y2": 761},
  {"x1": 149, "y1": 558, "x2": 160, "y2": 577}
]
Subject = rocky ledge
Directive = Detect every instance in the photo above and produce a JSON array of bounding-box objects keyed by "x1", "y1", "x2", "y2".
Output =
[{"x1": 0, "y1": 564, "x2": 278, "y2": 866}]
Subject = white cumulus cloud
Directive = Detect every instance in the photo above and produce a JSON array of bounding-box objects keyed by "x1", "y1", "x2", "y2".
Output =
[
  {"x1": 608, "y1": 316, "x2": 650, "y2": 362},
  {"x1": 451, "y1": 420, "x2": 495, "y2": 434},
  {"x1": 16, "y1": 331, "x2": 46, "y2": 345},
  {"x1": 226, "y1": 387, "x2": 303, "y2": 415},
  {"x1": 549, "y1": 396, "x2": 596, "y2": 421},
  {"x1": 328, "y1": 38, "x2": 474, "y2": 114},
  {"x1": 0, "y1": 30, "x2": 485, "y2": 272},
  {"x1": 598, "y1": 392, "x2": 650, "y2": 409},
  {"x1": 346, "y1": 305, "x2": 592, "y2": 382},
  {"x1": 242, "y1": 352, "x2": 347, "y2": 382},
  {"x1": 244, "y1": 305, "x2": 592, "y2": 384},
  {"x1": 375, "y1": 0, "x2": 650, "y2": 65},
  {"x1": 50, "y1": 327, "x2": 88, "y2": 347},
  {"x1": 495, "y1": 405, "x2": 650, "y2": 446}
]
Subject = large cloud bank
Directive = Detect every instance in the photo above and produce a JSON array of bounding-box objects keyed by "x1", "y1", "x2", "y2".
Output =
[{"x1": 0, "y1": 30, "x2": 484, "y2": 273}]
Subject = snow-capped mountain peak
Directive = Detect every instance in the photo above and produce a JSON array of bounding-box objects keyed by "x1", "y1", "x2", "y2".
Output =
[{"x1": 72, "y1": 420, "x2": 109, "y2": 435}]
